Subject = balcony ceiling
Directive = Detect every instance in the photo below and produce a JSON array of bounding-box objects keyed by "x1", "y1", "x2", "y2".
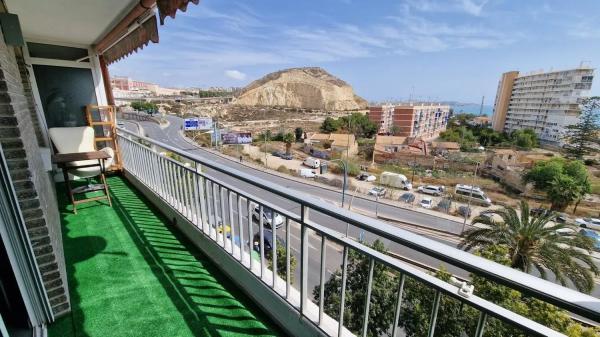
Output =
[{"x1": 5, "y1": 0, "x2": 139, "y2": 46}]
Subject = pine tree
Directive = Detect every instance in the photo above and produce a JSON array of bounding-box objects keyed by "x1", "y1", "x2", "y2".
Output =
[{"x1": 563, "y1": 97, "x2": 600, "y2": 159}]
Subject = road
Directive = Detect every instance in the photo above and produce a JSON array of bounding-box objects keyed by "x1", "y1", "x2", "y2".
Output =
[{"x1": 121, "y1": 116, "x2": 600, "y2": 297}]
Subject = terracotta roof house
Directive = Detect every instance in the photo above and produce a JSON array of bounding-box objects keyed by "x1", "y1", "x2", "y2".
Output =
[{"x1": 306, "y1": 133, "x2": 358, "y2": 156}]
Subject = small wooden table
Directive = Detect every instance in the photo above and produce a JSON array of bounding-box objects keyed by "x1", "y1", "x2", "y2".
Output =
[{"x1": 52, "y1": 151, "x2": 112, "y2": 214}]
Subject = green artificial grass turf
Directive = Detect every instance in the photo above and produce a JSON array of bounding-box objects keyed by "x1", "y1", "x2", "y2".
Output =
[{"x1": 48, "y1": 176, "x2": 282, "y2": 337}]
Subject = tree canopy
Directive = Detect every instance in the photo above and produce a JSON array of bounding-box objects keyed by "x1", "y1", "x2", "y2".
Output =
[
  {"x1": 130, "y1": 101, "x2": 158, "y2": 112},
  {"x1": 511, "y1": 129, "x2": 538, "y2": 149},
  {"x1": 319, "y1": 113, "x2": 378, "y2": 139},
  {"x1": 294, "y1": 127, "x2": 304, "y2": 142},
  {"x1": 460, "y1": 200, "x2": 599, "y2": 293},
  {"x1": 563, "y1": 97, "x2": 600, "y2": 159},
  {"x1": 523, "y1": 158, "x2": 590, "y2": 210},
  {"x1": 316, "y1": 240, "x2": 599, "y2": 337}
]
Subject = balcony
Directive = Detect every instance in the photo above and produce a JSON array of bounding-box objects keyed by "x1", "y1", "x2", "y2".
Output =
[
  {"x1": 48, "y1": 176, "x2": 282, "y2": 337},
  {"x1": 65, "y1": 128, "x2": 594, "y2": 337}
]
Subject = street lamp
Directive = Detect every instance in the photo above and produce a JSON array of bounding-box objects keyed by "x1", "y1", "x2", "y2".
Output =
[
  {"x1": 461, "y1": 162, "x2": 480, "y2": 234},
  {"x1": 329, "y1": 159, "x2": 348, "y2": 207}
]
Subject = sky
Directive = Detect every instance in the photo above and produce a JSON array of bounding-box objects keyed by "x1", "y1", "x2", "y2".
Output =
[{"x1": 110, "y1": 0, "x2": 600, "y2": 104}]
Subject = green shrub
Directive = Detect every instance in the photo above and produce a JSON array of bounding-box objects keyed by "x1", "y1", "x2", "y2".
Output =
[{"x1": 277, "y1": 165, "x2": 290, "y2": 174}]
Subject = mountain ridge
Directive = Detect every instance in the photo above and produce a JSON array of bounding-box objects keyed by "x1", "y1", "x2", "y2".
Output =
[{"x1": 234, "y1": 67, "x2": 368, "y2": 111}]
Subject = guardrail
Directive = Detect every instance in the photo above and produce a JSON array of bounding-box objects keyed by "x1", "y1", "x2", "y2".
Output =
[
  {"x1": 116, "y1": 127, "x2": 599, "y2": 336},
  {"x1": 116, "y1": 111, "x2": 162, "y2": 124}
]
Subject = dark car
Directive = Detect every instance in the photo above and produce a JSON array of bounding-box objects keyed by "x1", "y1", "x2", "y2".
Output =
[
  {"x1": 280, "y1": 153, "x2": 293, "y2": 160},
  {"x1": 436, "y1": 198, "x2": 452, "y2": 213},
  {"x1": 399, "y1": 192, "x2": 415, "y2": 204},
  {"x1": 458, "y1": 206, "x2": 472, "y2": 217},
  {"x1": 555, "y1": 213, "x2": 568, "y2": 223},
  {"x1": 253, "y1": 229, "x2": 285, "y2": 255},
  {"x1": 530, "y1": 207, "x2": 551, "y2": 217}
]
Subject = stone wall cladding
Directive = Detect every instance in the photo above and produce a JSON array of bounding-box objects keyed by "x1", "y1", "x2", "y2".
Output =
[{"x1": 0, "y1": 30, "x2": 70, "y2": 317}]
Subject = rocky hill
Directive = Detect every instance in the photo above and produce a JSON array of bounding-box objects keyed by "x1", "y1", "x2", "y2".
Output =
[{"x1": 234, "y1": 67, "x2": 367, "y2": 111}]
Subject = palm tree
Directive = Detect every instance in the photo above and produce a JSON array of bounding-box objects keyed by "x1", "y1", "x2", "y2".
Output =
[
  {"x1": 282, "y1": 132, "x2": 295, "y2": 155},
  {"x1": 459, "y1": 200, "x2": 599, "y2": 293}
]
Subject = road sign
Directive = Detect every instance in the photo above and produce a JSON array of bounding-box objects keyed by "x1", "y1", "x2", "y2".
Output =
[
  {"x1": 184, "y1": 118, "x2": 198, "y2": 131},
  {"x1": 221, "y1": 132, "x2": 253, "y2": 144},
  {"x1": 196, "y1": 117, "x2": 213, "y2": 130}
]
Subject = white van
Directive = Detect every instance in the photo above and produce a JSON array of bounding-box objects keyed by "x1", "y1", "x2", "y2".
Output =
[
  {"x1": 380, "y1": 171, "x2": 412, "y2": 190},
  {"x1": 300, "y1": 168, "x2": 317, "y2": 178},
  {"x1": 454, "y1": 184, "x2": 492, "y2": 206},
  {"x1": 303, "y1": 157, "x2": 320, "y2": 169}
]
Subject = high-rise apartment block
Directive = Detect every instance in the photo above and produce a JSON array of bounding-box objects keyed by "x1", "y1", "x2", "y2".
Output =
[
  {"x1": 491, "y1": 66, "x2": 594, "y2": 145},
  {"x1": 368, "y1": 103, "x2": 450, "y2": 140}
]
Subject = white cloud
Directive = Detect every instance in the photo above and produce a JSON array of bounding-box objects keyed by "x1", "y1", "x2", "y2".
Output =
[
  {"x1": 567, "y1": 21, "x2": 600, "y2": 39},
  {"x1": 405, "y1": 0, "x2": 489, "y2": 16},
  {"x1": 460, "y1": 0, "x2": 489, "y2": 16},
  {"x1": 225, "y1": 69, "x2": 247, "y2": 80}
]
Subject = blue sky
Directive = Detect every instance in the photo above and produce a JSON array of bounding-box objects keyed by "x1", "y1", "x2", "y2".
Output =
[{"x1": 110, "y1": 0, "x2": 600, "y2": 103}]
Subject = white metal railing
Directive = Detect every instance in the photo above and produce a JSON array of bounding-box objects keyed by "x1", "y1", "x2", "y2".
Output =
[{"x1": 116, "y1": 128, "x2": 599, "y2": 336}]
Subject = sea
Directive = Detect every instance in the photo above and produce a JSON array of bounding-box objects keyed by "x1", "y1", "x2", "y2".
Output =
[{"x1": 450, "y1": 103, "x2": 493, "y2": 116}]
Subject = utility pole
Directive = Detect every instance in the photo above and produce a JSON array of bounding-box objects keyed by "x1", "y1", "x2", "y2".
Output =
[
  {"x1": 264, "y1": 132, "x2": 268, "y2": 168},
  {"x1": 347, "y1": 110, "x2": 351, "y2": 158},
  {"x1": 479, "y1": 96, "x2": 485, "y2": 116},
  {"x1": 411, "y1": 153, "x2": 417, "y2": 183},
  {"x1": 462, "y1": 162, "x2": 480, "y2": 234}
]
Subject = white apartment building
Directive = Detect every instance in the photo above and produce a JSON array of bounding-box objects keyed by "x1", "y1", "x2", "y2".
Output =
[{"x1": 492, "y1": 66, "x2": 594, "y2": 145}]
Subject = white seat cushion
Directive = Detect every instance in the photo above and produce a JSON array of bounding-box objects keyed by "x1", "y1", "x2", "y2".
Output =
[{"x1": 49, "y1": 127, "x2": 114, "y2": 179}]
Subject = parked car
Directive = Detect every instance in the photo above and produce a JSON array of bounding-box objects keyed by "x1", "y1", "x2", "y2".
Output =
[
  {"x1": 300, "y1": 168, "x2": 317, "y2": 178},
  {"x1": 420, "y1": 197, "x2": 433, "y2": 209},
  {"x1": 303, "y1": 157, "x2": 320, "y2": 169},
  {"x1": 271, "y1": 151, "x2": 284, "y2": 157},
  {"x1": 356, "y1": 172, "x2": 376, "y2": 182},
  {"x1": 253, "y1": 229, "x2": 285, "y2": 255},
  {"x1": 555, "y1": 213, "x2": 568, "y2": 224},
  {"x1": 436, "y1": 199, "x2": 452, "y2": 213},
  {"x1": 478, "y1": 210, "x2": 494, "y2": 220},
  {"x1": 417, "y1": 185, "x2": 444, "y2": 196},
  {"x1": 368, "y1": 186, "x2": 386, "y2": 197},
  {"x1": 117, "y1": 121, "x2": 125, "y2": 127},
  {"x1": 575, "y1": 217, "x2": 600, "y2": 230},
  {"x1": 555, "y1": 227, "x2": 576, "y2": 235},
  {"x1": 280, "y1": 153, "x2": 293, "y2": 160},
  {"x1": 399, "y1": 192, "x2": 415, "y2": 204},
  {"x1": 251, "y1": 204, "x2": 284, "y2": 229},
  {"x1": 454, "y1": 184, "x2": 492, "y2": 206},
  {"x1": 458, "y1": 206, "x2": 472, "y2": 217},
  {"x1": 530, "y1": 207, "x2": 551, "y2": 217},
  {"x1": 580, "y1": 229, "x2": 600, "y2": 251}
]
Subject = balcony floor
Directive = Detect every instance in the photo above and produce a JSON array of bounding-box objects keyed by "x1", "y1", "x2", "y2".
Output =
[{"x1": 49, "y1": 175, "x2": 282, "y2": 337}]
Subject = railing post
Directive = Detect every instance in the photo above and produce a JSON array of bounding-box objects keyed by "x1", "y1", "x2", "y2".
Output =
[
  {"x1": 285, "y1": 218, "x2": 291, "y2": 299},
  {"x1": 338, "y1": 246, "x2": 349, "y2": 337},
  {"x1": 271, "y1": 210, "x2": 277, "y2": 288},
  {"x1": 391, "y1": 274, "x2": 406, "y2": 337},
  {"x1": 318, "y1": 235, "x2": 327, "y2": 325},
  {"x1": 361, "y1": 258, "x2": 375, "y2": 337},
  {"x1": 300, "y1": 205, "x2": 309, "y2": 315},
  {"x1": 426, "y1": 290, "x2": 442, "y2": 337},
  {"x1": 236, "y1": 194, "x2": 243, "y2": 261},
  {"x1": 259, "y1": 205, "x2": 265, "y2": 279},
  {"x1": 228, "y1": 191, "x2": 235, "y2": 254},
  {"x1": 247, "y1": 199, "x2": 254, "y2": 271},
  {"x1": 474, "y1": 312, "x2": 488, "y2": 337}
]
